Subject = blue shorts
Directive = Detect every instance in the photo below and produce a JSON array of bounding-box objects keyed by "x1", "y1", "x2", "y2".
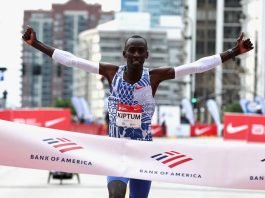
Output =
[{"x1": 107, "y1": 176, "x2": 151, "y2": 198}]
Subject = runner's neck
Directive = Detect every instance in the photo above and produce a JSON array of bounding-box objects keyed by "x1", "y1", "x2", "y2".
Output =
[{"x1": 123, "y1": 67, "x2": 143, "y2": 84}]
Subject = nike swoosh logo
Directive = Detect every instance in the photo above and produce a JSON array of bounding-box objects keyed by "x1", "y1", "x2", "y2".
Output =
[
  {"x1": 44, "y1": 117, "x2": 66, "y2": 127},
  {"x1": 226, "y1": 123, "x2": 248, "y2": 134},
  {"x1": 194, "y1": 127, "x2": 211, "y2": 135},
  {"x1": 135, "y1": 86, "x2": 144, "y2": 90}
]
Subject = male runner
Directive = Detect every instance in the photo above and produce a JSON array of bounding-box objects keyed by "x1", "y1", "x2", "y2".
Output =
[{"x1": 22, "y1": 26, "x2": 253, "y2": 198}]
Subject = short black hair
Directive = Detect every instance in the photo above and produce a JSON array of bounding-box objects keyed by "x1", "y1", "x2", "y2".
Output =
[{"x1": 124, "y1": 35, "x2": 148, "y2": 50}]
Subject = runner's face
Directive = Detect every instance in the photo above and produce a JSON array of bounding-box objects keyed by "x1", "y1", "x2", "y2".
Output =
[{"x1": 123, "y1": 38, "x2": 148, "y2": 68}]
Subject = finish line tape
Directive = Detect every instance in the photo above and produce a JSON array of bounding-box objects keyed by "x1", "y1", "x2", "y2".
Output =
[{"x1": 0, "y1": 120, "x2": 265, "y2": 190}]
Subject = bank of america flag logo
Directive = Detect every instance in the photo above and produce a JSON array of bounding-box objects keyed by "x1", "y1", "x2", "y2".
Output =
[
  {"x1": 151, "y1": 151, "x2": 193, "y2": 168},
  {"x1": 43, "y1": 137, "x2": 83, "y2": 153}
]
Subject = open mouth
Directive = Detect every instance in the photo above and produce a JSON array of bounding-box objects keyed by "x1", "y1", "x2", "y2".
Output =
[{"x1": 132, "y1": 59, "x2": 141, "y2": 64}]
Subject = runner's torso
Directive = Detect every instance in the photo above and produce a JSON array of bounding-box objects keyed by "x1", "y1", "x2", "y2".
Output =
[{"x1": 108, "y1": 65, "x2": 155, "y2": 141}]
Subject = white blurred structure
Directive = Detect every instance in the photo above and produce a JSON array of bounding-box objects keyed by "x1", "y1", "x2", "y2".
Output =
[
  {"x1": 181, "y1": 98, "x2": 195, "y2": 125},
  {"x1": 240, "y1": 0, "x2": 265, "y2": 100},
  {"x1": 206, "y1": 99, "x2": 223, "y2": 136},
  {"x1": 71, "y1": 96, "x2": 92, "y2": 122},
  {"x1": 98, "y1": 12, "x2": 151, "y2": 31},
  {"x1": 159, "y1": 105, "x2": 180, "y2": 137}
]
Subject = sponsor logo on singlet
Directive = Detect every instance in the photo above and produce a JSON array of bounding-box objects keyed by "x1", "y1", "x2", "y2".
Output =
[{"x1": 116, "y1": 103, "x2": 142, "y2": 128}]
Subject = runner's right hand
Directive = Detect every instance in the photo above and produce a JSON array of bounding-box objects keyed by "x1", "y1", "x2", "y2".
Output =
[{"x1": 22, "y1": 26, "x2": 37, "y2": 46}]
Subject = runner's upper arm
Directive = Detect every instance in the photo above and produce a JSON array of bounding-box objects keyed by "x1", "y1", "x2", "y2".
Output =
[
  {"x1": 150, "y1": 67, "x2": 175, "y2": 83},
  {"x1": 149, "y1": 67, "x2": 175, "y2": 96},
  {"x1": 99, "y1": 63, "x2": 119, "y2": 85}
]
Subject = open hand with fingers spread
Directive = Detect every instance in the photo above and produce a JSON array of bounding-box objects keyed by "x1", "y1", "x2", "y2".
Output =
[{"x1": 22, "y1": 26, "x2": 37, "y2": 46}]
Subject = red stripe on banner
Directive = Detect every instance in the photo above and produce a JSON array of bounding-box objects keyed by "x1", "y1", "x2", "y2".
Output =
[
  {"x1": 171, "y1": 151, "x2": 179, "y2": 154},
  {"x1": 162, "y1": 155, "x2": 185, "y2": 163},
  {"x1": 62, "y1": 138, "x2": 70, "y2": 142},
  {"x1": 165, "y1": 152, "x2": 175, "y2": 155},
  {"x1": 57, "y1": 138, "x2": 67, "y2": 142},
  {"x1": 53, "y1": 143, "x2": 77, "y2": 148},
  {"x1": 59, "y1": 146, "x2": 83, "y2": 153},
  {"x1": 168, "y1": 158, "x2": 193, "y2": 168}
]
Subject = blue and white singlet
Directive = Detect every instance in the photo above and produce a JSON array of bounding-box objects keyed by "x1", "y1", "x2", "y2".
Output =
[{"x1": 108, "y1": 65, "x2": 155, "y2": 141}]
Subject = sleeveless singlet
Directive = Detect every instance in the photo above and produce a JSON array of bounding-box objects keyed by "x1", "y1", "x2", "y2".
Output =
[{"x1": 107, "y1": 65, "x2": 155, "y2": 141}]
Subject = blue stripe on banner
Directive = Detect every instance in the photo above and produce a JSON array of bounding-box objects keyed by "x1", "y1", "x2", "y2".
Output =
[
  {"x1": 151, "y1": 153, "x2": 162, "y2": 158},
  {"x1": 156, "y1": 155, "x2": 168, "y2": 160},
  {"x1": 47, "y1": 141, "x2": 59, "y2": 144},
  {"x1": 43, "y1": 138, "x2": 53, "y2": 141}
]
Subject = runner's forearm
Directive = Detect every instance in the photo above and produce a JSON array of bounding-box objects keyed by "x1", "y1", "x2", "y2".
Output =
[
  {"x1": 220, "y1": 47, "x2": 240, "y2": 62},
  {"x1": 52, "y1": 49, "x2": 99, "y2": 74},
  {"x1": 31, "y1": 40, "x2": 55, "y2": 57},
  {"x1": 174, "y1": 54, "x2": 221, "y2": 79}
]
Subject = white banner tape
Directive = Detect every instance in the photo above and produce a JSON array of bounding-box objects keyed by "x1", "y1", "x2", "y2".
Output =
[{"x1": 0, "y1": 120, "x2": 265, "y2": 190}]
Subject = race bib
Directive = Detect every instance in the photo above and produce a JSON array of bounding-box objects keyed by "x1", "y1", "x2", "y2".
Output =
[{"x1": 116, "y1": 103, "x2": 142, "y2": 128}]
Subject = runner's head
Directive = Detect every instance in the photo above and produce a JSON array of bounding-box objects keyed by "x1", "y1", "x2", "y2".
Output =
[{"x1": 123, "y1": 35, "x2": 149, "y2": 68}]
